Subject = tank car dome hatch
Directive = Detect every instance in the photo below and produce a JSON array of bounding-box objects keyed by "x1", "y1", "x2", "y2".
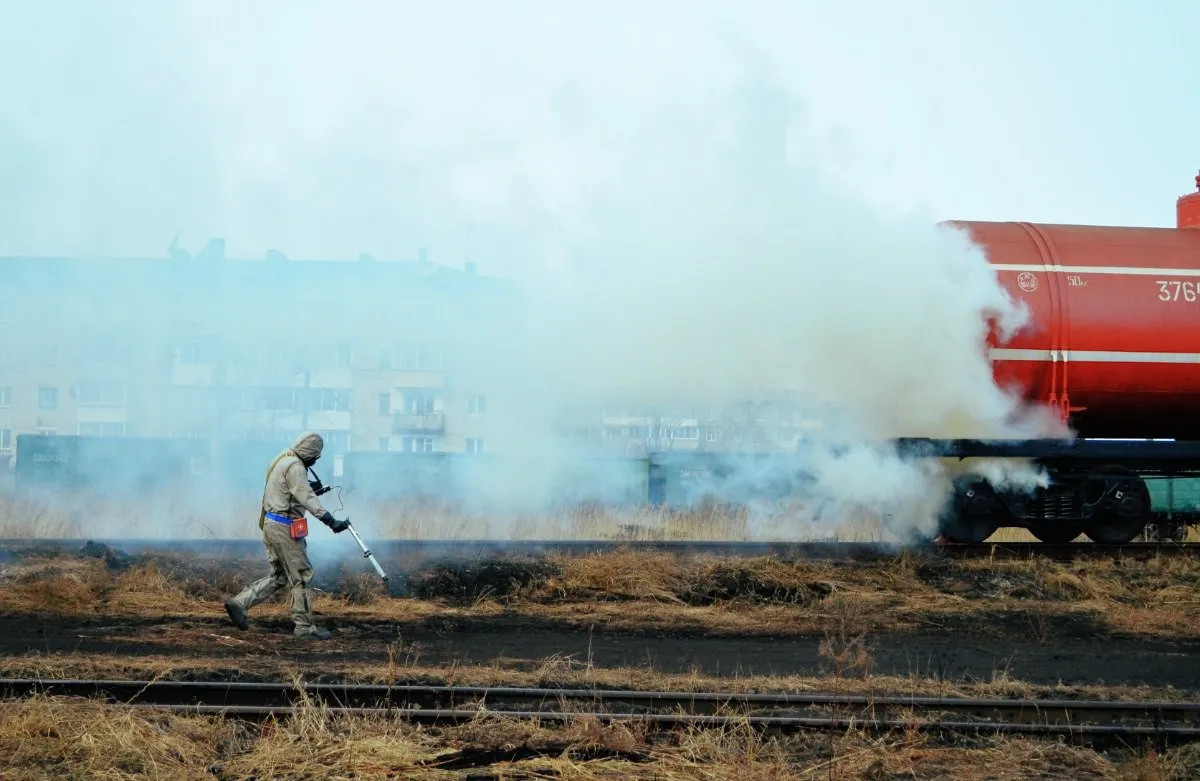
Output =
[{"x1": 1178, "y1": 170, "x2": 1200, "y2": 229}]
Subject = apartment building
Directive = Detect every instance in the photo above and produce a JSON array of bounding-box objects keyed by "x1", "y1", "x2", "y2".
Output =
[
  {"x1": 0, "y1": 240, "x2": 831, "y2": 479},
  {"x1": 0, "y1": 240, "x2": 523, "y2": 472},
  {"x1": 563, "y1": 394, "x2": 828, "y2": 456}
]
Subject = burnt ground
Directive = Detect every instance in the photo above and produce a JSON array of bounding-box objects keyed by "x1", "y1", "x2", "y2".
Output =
[
  {"x1": 4, "y1": 541, "x2": 1200, "y2": 694},
  {"x1": 4, "y1": 609, "x2": 1200, "y2": 691}
]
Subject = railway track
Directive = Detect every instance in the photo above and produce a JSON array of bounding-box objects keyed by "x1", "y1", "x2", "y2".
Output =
[
  {"x1": 4, "y1": 678, "x2": 1200, "y2": 744},
  {"x1": 2, "y1": 538, "x2": 1199, "y2": 562}
]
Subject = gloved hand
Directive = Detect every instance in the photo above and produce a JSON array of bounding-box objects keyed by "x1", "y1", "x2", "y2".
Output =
[{"x1": 320, "y1": 512, "x2": 350, "y2": 534}]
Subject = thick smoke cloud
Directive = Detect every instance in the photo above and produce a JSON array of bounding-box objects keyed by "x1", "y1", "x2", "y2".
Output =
[{"x1": 0, "y1": 1, "x2": 1064, "y2": 544}]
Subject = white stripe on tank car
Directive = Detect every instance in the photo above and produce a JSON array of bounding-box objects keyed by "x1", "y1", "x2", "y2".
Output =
[
  {"x1": 991, "y1": 264, "x2": 1200, "y2": 277},
  {"x1": 990, "y1": 348, "x2": 1200, "y2": 364}
]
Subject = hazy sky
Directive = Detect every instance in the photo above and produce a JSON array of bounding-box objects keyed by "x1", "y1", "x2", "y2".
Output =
[
  {"x1": 7, "y1": 0, "x2": 1173, "y2": 536},
  {"x1": 0, "y1": 0, "x2": 1194, "y2": 264}
]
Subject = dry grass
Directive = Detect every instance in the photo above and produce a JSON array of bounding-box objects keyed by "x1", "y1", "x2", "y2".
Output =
[
  {"x1": 0, "y1": 490, "x2": 262, "y2": 541},
  {"x1": 0, "y1": 489, "x2": 1101, "y2": 543},
  {"x1": 8, "y1": 647, "x2": 1197, "y2": 705},
  {"x1": 0, "y1": 557, "x2": 208, "y2": 619},
  {"x1": 1, "y1": 693, "x2": 1198, "y2": 780},
  {"x1": 5, "y1": 545, "x2": 1200, "y2": 640},
  {"x1": 5, "y1": 485, "x2": 1197, "y2": 549},
  {"x1": 1, "y1": 695, "x2": 228, "y2": 781}
]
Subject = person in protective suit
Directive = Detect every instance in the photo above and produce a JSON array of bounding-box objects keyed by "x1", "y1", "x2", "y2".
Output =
[{"x1": 224, "y1": 432, "x2": 349, "y2": 640}]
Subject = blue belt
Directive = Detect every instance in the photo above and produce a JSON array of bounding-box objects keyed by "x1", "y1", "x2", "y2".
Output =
[{"x1": 265, "y1": 511, "x2": 300, "y2": 525}]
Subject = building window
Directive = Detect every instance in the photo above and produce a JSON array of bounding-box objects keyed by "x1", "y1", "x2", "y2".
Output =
[
  {"x1": 236, "y1": 389, "x2": 259, "y2": 410},
  {"x1": 79, "y1": 334, "x2": 121, "y2": 363},
  {"x1": 466, "y1": 438, "x2": 484, "y2": 454},
  {"x1": 706, "y1": 428, "x2": 721, "y2": 442},
  {"x1": 35, "y1": 427, "x2": 56, "y2": 436},
  {"x1": 378, "y1": 393, "x2": 391, "y2": 416},
  {"x1": 264, "y1": 388, "x2": 301, "y2": 410},
  {"x1": 266, "y1": 346, "x2": 290, "y2": 368},
  {"x1": 78, "y1": 381, "x2": 127, "y2": 406},
  {"x1": 0, "y1": 386, "x2": 10, "y2": 408},
  {"x1": 313, "y1": 344, "x2": 351, "y2": 370},
  {"x1": 383, "y1": 346, "x2": 444, "y2": 372},
  {"x1": 415, "y1": 348, "x2": 442, "y2": 371},
  {"x1": 402, "y1": 436, "x2": 435, "y2": 453},
  {"x1": 313, "y1": 388, "x2": 351, "y2": 412},
  {"x1": 230, "y1": 347, "x2": 259, "y2": 370},
  {"x1": 468, "y1": 394, "x2": 487, "y2": 414},
  {"x1": 179, "y1": 344, "x2": 207, "y2": 364},
  {"x1": 404, "y1": 392, "x2": 436, "y2": 415},
  {"x1": 671, "y1": 426, "x2": 699, "y2": 440},
  {"x1": 79, "y1": 422, "x2": 127, "y2": 437},
  {"x1": 317, "y1": 431, "x2": 348, "y2": 454},
  {"x1": 0, "y1": 429, "x2": 11, "y2": 450},
  {"x1": 38, "y1": 386, "x2": 58, "y2": 410}
]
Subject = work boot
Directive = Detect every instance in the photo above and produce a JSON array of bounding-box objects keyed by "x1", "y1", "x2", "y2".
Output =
[
  {"x1": 293, "y1": 626, "x2": 332, "y2": 641},
  {"x1": 224, "y1": 599, "x2": 249, "y2": 631}
]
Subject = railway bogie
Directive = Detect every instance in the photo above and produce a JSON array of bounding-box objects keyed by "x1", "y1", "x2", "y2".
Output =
[{"x1": 918, "y1": 438, "x2": 1200, "y2": 544}]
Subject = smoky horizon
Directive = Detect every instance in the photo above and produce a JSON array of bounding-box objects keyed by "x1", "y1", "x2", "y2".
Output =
[{"x1": 0, "y1": 2, "x2": 1066, "y2": 544}]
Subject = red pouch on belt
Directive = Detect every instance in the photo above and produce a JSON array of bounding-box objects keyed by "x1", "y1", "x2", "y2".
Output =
[{"x1": 289, "y1": 516, "x2": 309, "y2": 540}]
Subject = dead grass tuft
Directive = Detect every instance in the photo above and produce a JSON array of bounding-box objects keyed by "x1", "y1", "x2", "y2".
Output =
[
  {"x1": 218, "y1": 700, "x2": 439, "y2": 779},
  {"x1": 8, "y1": 694, "x2": 1193, "y2": 780},
  {"x1": 105, "y1": 561, "x2": 197, "y2": 613},
  {"x1": 0, "y1": 695, "x2": 230, "y2": 780},
  {"x1": 549, "y1": 551, "x2": 690, "y2": 602},
  {"x1": 544, "y1": 552, "x2": 840, "y2": 608},
  {"x1": 686, "y1": 559, "x2": 836, "y2": 606},
  {"x1": 1, "y1": 557, "x2": 110, "y2": 613},
  {"x1": 0, "y1": 558, "x2": 204, "y2": 617},
  {"x1": 335, "y1": 565, "x2": 389, "y2": 605},
  {"x1": 409, "y1": 556, "x2": 562, "y2": 603},
  {"x1": 1039, "y1": 570, "x2": 1099, "y2": 600}
]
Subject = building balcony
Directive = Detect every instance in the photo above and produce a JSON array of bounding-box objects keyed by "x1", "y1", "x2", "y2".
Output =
[
  {"x1": 170, "y1": 362, "x2": 213, "y2": 386},
  {"x1": 76, "y1": 406, "x2": 129, "y2": 424},
  {"x1": 393, "y1": 412, "x2": 445, "y2": 433},
  {"x1": 387, "y1": 370, "x2": 445, "y2": 389},
  {"x1": 228, "y1": 409, "x2": 353, "y2": 432},
  {"x1": 308, "y1": 368, "x2": 354, "y2": 389},
  {"x1": 304, "y1": 409, "x2": 353, "y2": 431}
]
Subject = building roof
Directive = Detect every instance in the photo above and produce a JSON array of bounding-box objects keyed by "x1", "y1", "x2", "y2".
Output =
[{"x1": 0, "y1": 239, "x2": 516, "y2": 298}]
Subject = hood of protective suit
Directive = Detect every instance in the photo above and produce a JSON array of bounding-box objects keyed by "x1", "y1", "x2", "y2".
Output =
[{"x1": 289, "y1": 432, "x2": 324, "y2": 465}]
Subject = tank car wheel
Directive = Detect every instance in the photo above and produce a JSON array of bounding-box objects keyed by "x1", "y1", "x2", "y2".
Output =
[
  {"x1": 937, "y1": 481, "x2": 1001, "y2": 544},
  {"x1": 1083, "y1": 466, "x2": 1151, "y2": 545},
  {"x1": 1028, "y1": 524, "x2": 1082, "y2": 544}
]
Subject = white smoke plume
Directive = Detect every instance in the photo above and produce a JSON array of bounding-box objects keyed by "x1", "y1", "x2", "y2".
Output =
[{"x1": 0, "y1": 1, "x2": 1066, "y2": 544}]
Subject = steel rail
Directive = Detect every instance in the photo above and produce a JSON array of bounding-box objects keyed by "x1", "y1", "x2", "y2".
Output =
[
  {"x1": 3, "y1": 538, "x2": 1199, "y2": 561},
  {"x1": 34, "y1": 703, "x2": 1200, "y2": 743},
  {"x1": 4, "y1": 679, "x2": 1199, "y2": 728}
]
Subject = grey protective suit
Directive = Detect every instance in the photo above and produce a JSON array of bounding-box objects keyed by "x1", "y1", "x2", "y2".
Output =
[{"x1": 225, "y1": 432, "x2": 336, "y2": 638}]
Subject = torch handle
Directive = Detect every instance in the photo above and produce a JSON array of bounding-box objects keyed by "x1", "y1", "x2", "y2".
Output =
[{"x1": 346, "y1": 523, "x2": 389, "y2": 582}]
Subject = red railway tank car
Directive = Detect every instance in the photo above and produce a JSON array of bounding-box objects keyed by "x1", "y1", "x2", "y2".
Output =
[
  {"x1": 949, "y1": 183, "x2": 1200, "y2": 439},
  {"x1": 910, "y1": 173, "x2": 1200, "y2": 545}
]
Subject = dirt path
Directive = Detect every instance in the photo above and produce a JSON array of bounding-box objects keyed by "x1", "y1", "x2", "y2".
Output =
[{"x1": 5, "y1": 611, "x2": 1200, "y2": 690}]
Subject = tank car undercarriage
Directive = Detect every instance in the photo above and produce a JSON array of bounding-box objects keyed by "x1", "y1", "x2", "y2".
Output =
[{"x1": 897, "y1": 438, "x2": 1200, "y2": 544}]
